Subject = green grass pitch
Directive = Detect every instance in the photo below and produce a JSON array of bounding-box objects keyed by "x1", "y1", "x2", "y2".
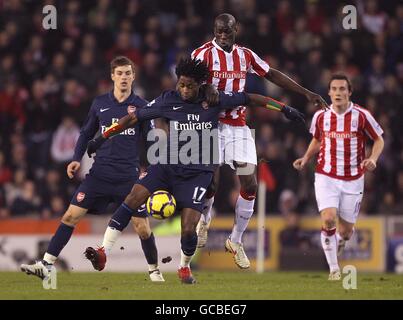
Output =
[{"x1": 1, "y1": 271, "x2": 402, "y2": 300}]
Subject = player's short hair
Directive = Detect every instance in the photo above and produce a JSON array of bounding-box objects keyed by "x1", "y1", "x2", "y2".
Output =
[
  {"x1": 110, "y1": 56, "x2": 135, "y2": 74},
  {"x1": 175, "y1": 58, "x2": 209, "y2": 84},
  {"x1": 328, "y1": 74, "x2": 352, "y2": 92},
  {"x1": 215, "y1": 13, "x2": 237, "y2": 25}
]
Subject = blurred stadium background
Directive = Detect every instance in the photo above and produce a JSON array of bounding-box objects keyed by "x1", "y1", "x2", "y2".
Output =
[{"x1": 0, "y1": 0, "x2": 402, "y2": 275}]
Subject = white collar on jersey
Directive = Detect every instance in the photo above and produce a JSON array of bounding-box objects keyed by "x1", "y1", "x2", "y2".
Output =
[
  {"x1": 212, "y1": 38, "x2": 235, "y2": 53},
  {"x1": 330, "y1": 101, "x2": 353, "y2": 116}
]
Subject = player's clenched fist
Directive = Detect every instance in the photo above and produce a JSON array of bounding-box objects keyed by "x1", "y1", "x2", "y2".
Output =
[
  {"x1": 293, "y1": 158, "x2": 308, "y2": 171},
  {"x1": 281, "y1": 105, "x2": 305, "y2": 124},
  {"x1": 67, "y1": 161, "x2": 81, "y2": 179},
  {"x1": 361, "y1": 158, "x2": 377, "y2": 171},
  {"x1": 87, "y1": 135, "x2": 107, "y2": 158}
]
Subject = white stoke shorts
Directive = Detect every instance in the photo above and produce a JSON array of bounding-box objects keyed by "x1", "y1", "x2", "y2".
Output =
[
  {"x1": 218, "y1": 123, "x2": 257, "y2": 170},
  {"x1": 314, "y1": 173, "x2": 364, "y2": 224}
]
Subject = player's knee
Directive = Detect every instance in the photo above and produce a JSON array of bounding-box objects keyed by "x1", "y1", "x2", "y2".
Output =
[
  {"x1": 321, "y1": 210, "x2": 337, "y2": 229},
  {"x1": 61, "y1": 215, "x2": 75, "y2": 226},
  {"x1": 240, "y1": 182, "x2": 257, "y2": 201},
  {"x1": 125, "y1": 191, "x2": 138, "y2": 205},
  {"x1": 241, "y1": 185, "x2": 257, "y2": 199},
  {"x1": 125, "y1": 191, "x2": 145, "y2": 209},
  {"x1": 133, "y1": 218, "x2": 151, "y2": 239},
  {"x1": 137, "y1": 226, "x2": 151, "y2": 240},
  {"x1": 339, "y1": 228, "x2": 353, "y2": 240},
  {"x1": 322, "y1": 218, "x2": 336, "y2": 230},
  {"x1": 62, "y1": 210, "x2": 80, "y2": 226},
  {"x1": 240, "y1": 176, "x2": 257, "y2": 197}
]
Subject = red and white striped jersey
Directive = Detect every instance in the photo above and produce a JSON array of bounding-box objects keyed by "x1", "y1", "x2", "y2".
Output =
[
  {"x1": 192, "y1": 39, "x2": 270, "y2": 126},
  {"x1": 310, "y1": 102, "x2": 383, "y2": 180}
]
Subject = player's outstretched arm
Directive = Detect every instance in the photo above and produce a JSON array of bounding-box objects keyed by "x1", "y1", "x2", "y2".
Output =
[
  {"x1": 104, "y1": 113, "x2": 138, "y2": 138},
  {"x1": 293, "y1": 138, "x2": 321, "y2": 171},
  {"x1": 265, "y1": 68, "x2": 328, "y2": 110},
  {"x1": 246, "y1": 93, "x2": 305, "y2": 123},
  {"x1": 86, "y1": 113, "x2": 138, "y2": 157}
]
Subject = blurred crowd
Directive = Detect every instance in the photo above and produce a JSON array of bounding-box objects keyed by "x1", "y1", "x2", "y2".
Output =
[{"x1": 0, "y1": 0, "x2": 402, "y2": 219}]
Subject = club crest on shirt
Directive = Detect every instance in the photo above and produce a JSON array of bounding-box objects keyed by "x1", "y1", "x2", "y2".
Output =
[
  {"x1": 352, "y1": 119, "x2": 358, "y2": 130},
  {"x1": 76, "y1": 192, "x2": 85, "y2": 202}
]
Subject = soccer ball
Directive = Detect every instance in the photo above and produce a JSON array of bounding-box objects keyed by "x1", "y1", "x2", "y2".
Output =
[{"x1": 146, "y1": 190, "x2": 176, "y2": 220}]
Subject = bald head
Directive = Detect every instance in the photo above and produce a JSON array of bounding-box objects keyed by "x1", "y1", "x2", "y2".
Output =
[
  {"x1": 214, "y1": 13, "x2": 237, "y2": 52},
  {"x1": 215, "y1": 13, "x2": 237, "y2": 25}
]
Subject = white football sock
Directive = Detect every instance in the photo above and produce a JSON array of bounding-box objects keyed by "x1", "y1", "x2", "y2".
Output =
[
  {"x1": 102, "y1": 227, "x2": 121, "y2": 255},
  {"x1": 321, "y1": 228, "x2": 339, "y2": 272},
  {"x1": 230, "y1": 195, "x2": 255, "y2": 243},
  {"x1": 180, "y1": 250, "x2": 193, "y2": 268},
  {"x1": 43, "y1": 253, "x2": 57, "y2": 265},
  {"x1": 201, "y1": 196, "x2": 214, "y2": 224},
  {"x1": 148, "y1": 264, "x2": 159, "y2": 272}
]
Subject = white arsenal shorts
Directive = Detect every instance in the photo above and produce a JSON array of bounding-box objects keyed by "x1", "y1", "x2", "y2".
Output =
[
  {"x1": 314, "y1": 173, "x2": 364, "y2": 224},
  {"x1": 218, "y1": 123, "x2": 257, "y2": 170}
]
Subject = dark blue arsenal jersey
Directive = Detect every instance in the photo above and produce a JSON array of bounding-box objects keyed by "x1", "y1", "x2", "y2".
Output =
[
  {"x1": 73, "y1": 91, "x2": 153, "y2": 182},
  {"x1": 136, "y1": 90, "x2": 249, "y2": 172}
]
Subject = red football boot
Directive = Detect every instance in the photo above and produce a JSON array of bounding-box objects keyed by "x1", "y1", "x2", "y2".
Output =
[
  {"x1": 177, "y1": 266, "x2": 196, "y2": 284},
  {"x1": 84, "y1": 246, "x2": 106, "y2": 271}
]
